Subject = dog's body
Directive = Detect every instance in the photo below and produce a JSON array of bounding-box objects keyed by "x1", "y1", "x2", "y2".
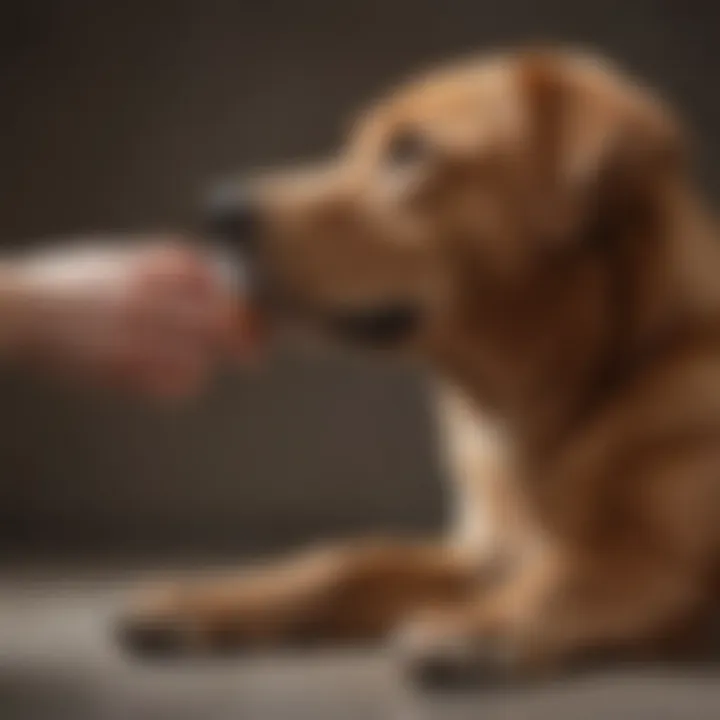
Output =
[{"x1": 123, "y1": 49, "x2": 720, "y2": 680}]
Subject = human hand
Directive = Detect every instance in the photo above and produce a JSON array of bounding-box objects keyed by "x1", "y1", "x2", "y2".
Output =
[{"x1": 7, "y1": 237, "x2": 256, "y2": 397}]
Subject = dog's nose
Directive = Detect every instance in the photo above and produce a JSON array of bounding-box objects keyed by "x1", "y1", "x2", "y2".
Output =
[{"x1": 205, "y1": 184, "x2": 260, "y2": 253}]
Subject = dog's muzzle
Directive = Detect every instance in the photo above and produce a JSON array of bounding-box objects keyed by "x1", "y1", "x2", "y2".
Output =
[{"x1": 204, "y1": 184, "x2": 421, "y2": 348}]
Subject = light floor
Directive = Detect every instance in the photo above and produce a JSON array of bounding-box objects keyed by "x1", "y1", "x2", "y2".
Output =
[{"x1": 1, "y1": 568, "x2": 718, "y2": 720}]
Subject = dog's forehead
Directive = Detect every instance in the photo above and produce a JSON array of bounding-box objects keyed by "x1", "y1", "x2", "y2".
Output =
[
  {"x1": 365, "y1": 59, "x2": 528, "y2": 149},
  {"x1": 397, "y1": 61, "x2": 517, "y2": 112}
]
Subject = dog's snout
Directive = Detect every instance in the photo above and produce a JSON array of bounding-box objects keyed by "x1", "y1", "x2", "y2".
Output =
[{"x1": 206, "y1": 184, "x2": 260, "y2": 252}]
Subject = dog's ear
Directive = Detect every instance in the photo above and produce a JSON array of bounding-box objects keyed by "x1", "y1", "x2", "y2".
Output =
[{"x1": 519, "y1": 51, "x2": 684, "y2": 250}]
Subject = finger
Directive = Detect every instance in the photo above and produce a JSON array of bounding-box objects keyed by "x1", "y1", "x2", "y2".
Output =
[
  {"x1": 134, "y1": 243, "x2": 217, "y2": 299},
  {"x1": 119, "y1": 284, "x2": 230, "y2": 360},
  {"x1": 131, "y1": 268, "x2": 241, "y2": 353}
]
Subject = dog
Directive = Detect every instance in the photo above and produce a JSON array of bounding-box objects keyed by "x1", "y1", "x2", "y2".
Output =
[{"x1": 119, "y1": 48, "x2": 720, "y2": 682}]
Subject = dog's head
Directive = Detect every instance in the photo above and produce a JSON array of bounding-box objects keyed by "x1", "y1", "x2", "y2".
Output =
[{"x1": 208, "y1": 51, "x2": 684, "y2": 368}]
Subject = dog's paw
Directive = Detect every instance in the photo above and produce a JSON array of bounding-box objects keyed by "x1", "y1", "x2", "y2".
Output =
[
  {"x1": 115, "y1": 584, "x2": 210, "y2": 659},
  {"x1": 392, "y1": 615, "x2": 520, "y2": 690},
  {"x1": 116, "y1": 611, "x2": 197, "y2": 659}
]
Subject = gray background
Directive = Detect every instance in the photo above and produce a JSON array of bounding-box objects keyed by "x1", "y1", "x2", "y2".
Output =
[{"x1": 0, "y1": 0, "x2": 719, "y2": 561}]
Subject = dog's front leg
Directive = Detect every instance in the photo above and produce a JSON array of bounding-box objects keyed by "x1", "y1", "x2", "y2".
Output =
[{"x1": 118, "y1": 539, "x2": 477, "y2": 656}]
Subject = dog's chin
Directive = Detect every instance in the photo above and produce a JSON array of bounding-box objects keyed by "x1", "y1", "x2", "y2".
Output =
[{"x1": 317, "y1": 302, "x2": 423, "y2": 349}]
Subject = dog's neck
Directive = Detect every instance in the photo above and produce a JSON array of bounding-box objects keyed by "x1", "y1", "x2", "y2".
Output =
[{"x1": 429, "y1": 184, "x2": 720, "y2": 457}]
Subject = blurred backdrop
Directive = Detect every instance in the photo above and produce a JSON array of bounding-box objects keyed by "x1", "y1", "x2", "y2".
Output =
[{"x1": 0, "y1": 0, "x2": 718, "y2": 562}]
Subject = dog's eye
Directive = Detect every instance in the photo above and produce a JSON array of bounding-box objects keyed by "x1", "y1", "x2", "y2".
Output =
[{"x1": 385, "y1": 130, "x2": 428, "y2": 168}]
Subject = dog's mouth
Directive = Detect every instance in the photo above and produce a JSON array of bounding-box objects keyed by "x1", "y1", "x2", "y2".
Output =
[
  {"x1": 211, "y1": 250, "x2": 422, "y2": 349},
  {"x1": 318, "y1": 302, "x2": 422, "y2": 348},
  {"x1": 256, "y1": 291, "x2": 424, "y2": 349}
]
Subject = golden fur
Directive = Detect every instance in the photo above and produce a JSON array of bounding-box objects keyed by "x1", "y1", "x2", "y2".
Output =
[{"x1": 121, "y1": 49, "x2": 720, "y2": 681}]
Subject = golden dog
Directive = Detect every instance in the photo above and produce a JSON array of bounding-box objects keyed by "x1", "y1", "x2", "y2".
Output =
[{"x1": 120, "y1": 49, "x2": 720, "y2": 682}]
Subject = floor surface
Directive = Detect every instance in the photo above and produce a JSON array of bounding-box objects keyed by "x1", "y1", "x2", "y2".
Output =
[{"x1": 1, "y1": 569, "x2": 718, "y2": 720}]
